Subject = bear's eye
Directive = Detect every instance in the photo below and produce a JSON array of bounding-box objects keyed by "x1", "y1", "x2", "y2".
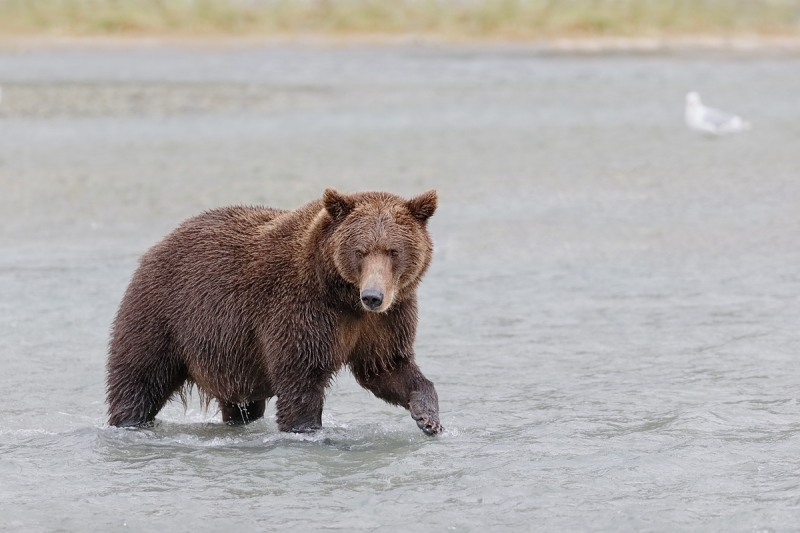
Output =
[
  {"x1": 389, "y1": 250, "x2": 399, "y2": 258},
  {"x1": 355, "y1": 250, "x2": 365, "y2": 259}
]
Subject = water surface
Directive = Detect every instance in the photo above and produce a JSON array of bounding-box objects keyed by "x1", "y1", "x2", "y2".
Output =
[{"x1": 1, "y1": 44, "x2": 799, "y2": 532}]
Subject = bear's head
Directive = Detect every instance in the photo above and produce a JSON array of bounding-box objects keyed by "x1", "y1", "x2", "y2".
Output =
[{"x1": 324, "y1": 188, "x2": 437, "y2": 313}]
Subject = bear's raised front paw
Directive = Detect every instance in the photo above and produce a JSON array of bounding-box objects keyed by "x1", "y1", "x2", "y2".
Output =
[{"x1": 411, "y1": 412, "x2": 443, "y2": 436}]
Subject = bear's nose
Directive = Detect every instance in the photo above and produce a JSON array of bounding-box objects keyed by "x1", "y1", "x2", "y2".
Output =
[{"x1": 360, "y1": 289, "x2": 384, "y2": 310}]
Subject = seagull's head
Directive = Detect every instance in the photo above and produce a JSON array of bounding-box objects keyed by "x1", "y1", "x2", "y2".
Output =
[{"x1": 686, "y1": 91, "x2": 701, "y2": 107}]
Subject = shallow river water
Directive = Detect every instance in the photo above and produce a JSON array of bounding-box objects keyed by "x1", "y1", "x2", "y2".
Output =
[{"x1": 1, "y1": 43, "x2": 799, "y2": 532}]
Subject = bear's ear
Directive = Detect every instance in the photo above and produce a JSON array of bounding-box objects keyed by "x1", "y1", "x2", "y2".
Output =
[
  {"x1": 323, "y1": 188, "x2": 355, "y2": 220},
  {"x1": 406, "y1": 190, "x2": 438, "y2": 223}
]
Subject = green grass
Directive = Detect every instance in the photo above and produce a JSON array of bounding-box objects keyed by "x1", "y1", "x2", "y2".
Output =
[{"x1": 1, "y1": 0, "x2": 799, "y2": 38}]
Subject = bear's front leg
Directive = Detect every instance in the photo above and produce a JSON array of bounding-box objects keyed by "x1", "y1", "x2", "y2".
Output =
[
  {"x1": 409, "y1": 386, "x2": 443, "y2": 436},
  {"x1": 274, "y1": 384, "x2": 326, "y2": 433},
  {"x1": 351, "y1": 358, "x2": 443, "y2": 435}
]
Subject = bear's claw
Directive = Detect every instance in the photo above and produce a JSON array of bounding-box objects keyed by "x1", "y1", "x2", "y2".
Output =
[{"x1": 412, "y1": 412, "x2": 443, "y2": 435}]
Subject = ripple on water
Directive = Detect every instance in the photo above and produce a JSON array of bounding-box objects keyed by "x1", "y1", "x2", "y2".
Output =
[{"x1": 2, "y1": 47, "x2": 800, "y2": 531}]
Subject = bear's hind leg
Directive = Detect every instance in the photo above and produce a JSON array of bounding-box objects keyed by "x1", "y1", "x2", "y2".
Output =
[
  {"x1": 107, "y1": 359, "x2": 188, "y2": 427},
  {"x1": 107, "y1": 338, "x2": 188, "y2": 427},
  {"x1": 220, "y1": 400, "x2": 267, "y2": 425}
]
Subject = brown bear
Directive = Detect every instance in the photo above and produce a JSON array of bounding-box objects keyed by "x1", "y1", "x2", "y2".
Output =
[{"x1": 106, "y1": 189, "x2": 443, "y2": 435}]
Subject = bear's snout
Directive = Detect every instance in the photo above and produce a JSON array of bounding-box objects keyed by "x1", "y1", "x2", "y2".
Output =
[
  {"x1": 360, "y1": 288, "x2": 384, "y2": 310},
  {"x1": 358, "y1": 254, "x2": 394, "y2": 312}
]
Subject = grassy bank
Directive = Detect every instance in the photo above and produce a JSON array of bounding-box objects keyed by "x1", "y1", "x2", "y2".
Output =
[{"x1": 0, "y1": 0, "x2": 799, "y2": 39}]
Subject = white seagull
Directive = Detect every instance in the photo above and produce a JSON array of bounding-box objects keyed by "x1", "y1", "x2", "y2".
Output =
[{"x1": 685, "y1": 91, "x2": 750, "y2": 135}]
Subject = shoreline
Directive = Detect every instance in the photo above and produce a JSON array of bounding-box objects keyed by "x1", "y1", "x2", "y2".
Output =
[{"x1": 3, "y1": 33, "x2": 800, "y2": 52}]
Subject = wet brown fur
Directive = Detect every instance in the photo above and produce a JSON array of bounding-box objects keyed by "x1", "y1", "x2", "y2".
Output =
[{"x1": 106, "y1": 189, "x2": 443, "y2": 434}]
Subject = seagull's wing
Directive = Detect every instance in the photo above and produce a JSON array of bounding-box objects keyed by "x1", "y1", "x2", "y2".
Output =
[{"x1": 701, "y1": 105, "x2": 740, "y2": 129}]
